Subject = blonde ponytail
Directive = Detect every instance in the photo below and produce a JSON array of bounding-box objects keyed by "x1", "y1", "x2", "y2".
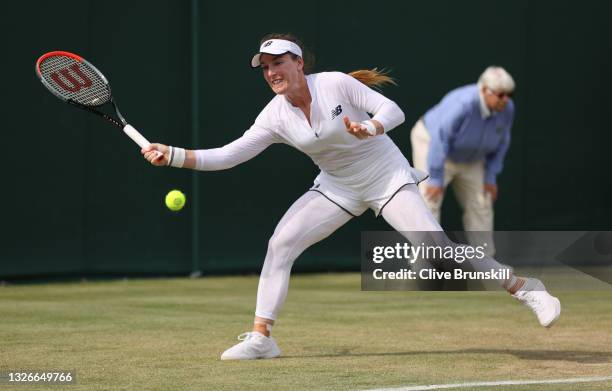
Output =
[{"x1": 348, "y1": 68, "x2": 397, "y2": 88}]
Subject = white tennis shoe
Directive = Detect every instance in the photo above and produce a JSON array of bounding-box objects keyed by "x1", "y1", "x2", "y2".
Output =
[
  {"x1": 513, "y1": 278, "x2": 561, "y2": 327},
  {"x1": 220, "y1": 332, "x2": 281, "y2": 360}
]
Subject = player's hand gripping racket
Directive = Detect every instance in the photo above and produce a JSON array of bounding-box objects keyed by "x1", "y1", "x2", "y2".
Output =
[{"x1": 35, "y1": 51, "x2": 157, "y2": 153}]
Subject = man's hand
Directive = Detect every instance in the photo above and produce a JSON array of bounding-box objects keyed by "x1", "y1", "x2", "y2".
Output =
[
  {"x1": 424, "y1": 185, "x2": 444, "y2": 202},
  {"x1": 484, "y1": 183, "x2": 498, "y2": 201}
]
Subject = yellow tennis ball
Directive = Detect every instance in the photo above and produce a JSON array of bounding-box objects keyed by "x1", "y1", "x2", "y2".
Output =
[{"x1": 165, "y1": 190, "x2": 186, "y2": 211}]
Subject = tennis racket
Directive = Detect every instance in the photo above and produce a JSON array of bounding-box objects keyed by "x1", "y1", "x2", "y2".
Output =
[{"x1": 35, "y1": 51, "x2": 154, "y2": 150}]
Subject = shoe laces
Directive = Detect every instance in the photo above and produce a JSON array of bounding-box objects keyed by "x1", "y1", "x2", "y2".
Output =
[
  {"x1": 237, "y1": 332, "x2": 254, "y2": 341},
  {"x1": 237, "y1": 332, "x2": 264, "y2": 341}
]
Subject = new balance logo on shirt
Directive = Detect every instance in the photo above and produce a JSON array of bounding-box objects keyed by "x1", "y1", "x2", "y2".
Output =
[{"x1": 331, "y1": 105, "x2": 342, "y2": 119}]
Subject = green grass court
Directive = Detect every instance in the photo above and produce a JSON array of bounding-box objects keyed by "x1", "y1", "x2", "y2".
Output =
[{"x1": 1, "y1": 273, "x2": 611, "y2": 390}]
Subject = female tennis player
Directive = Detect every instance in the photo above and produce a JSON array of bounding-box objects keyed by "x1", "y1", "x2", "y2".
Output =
[{"x1": 142, "y1": 33, "x2": 561, "y2": 360}]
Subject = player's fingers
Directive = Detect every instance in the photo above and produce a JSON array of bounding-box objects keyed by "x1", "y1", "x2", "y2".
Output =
[
  {"x1": 348, "y1": 126, "x2": 365, "y2": 139},
  {"x1": 151, "y1": 158, "x2": 165, "y2": 166},
  {"x1": 348, "y1": 123, "x2": 361, "y2": 134},
  {"x1": 343, "y1": 116, "x2": 351, "y2": 129},
  {"x1": 153, "y1": 151, "x2": 165, "y2": 162},
  {"x1": 145, "y1": 150, "x2": 160, "y2": 161}
]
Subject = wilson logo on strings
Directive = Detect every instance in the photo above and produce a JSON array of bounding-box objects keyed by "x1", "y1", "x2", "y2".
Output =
[{"x1": 50, "y1": 64, "x2": 92, "y2": 92}]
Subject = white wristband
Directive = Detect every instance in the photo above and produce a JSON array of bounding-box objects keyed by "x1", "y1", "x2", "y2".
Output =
[
  {"x1": 167, "y1": 146, "x2": 186, "y2": 168},
  {"x1": 360, "y1": 120, "x2": 377, "y2": 136}
]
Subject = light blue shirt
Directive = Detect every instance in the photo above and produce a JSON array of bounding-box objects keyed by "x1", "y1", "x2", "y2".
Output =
[{"x1": 423, "y1": 84, "x2": 514, "y2": 186}]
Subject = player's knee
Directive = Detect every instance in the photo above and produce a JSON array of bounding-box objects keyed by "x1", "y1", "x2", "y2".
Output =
[{"x1": 265, "y1": 234, "x2": 298, "y2": 269}]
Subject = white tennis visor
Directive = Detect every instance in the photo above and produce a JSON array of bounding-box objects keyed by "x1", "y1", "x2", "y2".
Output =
[{"x1": 250, "y1": 39, "x2": 303, "y2": 68}]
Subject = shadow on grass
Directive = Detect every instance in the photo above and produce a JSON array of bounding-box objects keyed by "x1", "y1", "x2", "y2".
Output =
[{"x1": 283, "y1": 349, "x2": 612, "y2": 363}]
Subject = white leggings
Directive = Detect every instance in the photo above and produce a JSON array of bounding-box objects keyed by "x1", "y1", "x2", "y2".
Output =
[{"x1": 255, "y1": 185, "x2": 510, "y2": 320}]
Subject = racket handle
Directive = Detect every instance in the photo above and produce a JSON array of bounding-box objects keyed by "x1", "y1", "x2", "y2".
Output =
[{"x1": 123, "y1": 124, "x2": 151, "y2": 148}]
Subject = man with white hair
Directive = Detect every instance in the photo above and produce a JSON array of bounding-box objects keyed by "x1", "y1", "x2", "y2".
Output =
[{"x1": 411, "y1": 66, "x2": 515, "y2": 254}]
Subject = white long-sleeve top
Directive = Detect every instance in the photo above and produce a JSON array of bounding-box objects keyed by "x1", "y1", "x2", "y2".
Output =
[{"x1": 194, "y1": 71, "x2": 425, "y2": 206}]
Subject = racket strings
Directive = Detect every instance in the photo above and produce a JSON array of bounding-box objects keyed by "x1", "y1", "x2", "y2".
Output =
[{"x1": 39, "y1": 56, "x2": 111, "y2": 107}]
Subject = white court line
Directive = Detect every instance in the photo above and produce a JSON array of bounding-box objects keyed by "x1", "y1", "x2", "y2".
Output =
[{"x1": 365, "y1": 375, "x2": 612, "y2": 391}]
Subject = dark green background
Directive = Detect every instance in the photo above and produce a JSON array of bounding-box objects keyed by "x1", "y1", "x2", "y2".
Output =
[{"x1": 2, "y1": 0, "x2": 610, "y2": 278}]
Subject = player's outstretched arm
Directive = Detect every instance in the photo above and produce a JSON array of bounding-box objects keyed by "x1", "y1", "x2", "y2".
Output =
[{"x1": 141, "y1": 125, "x2": 282, "y2": 171}]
